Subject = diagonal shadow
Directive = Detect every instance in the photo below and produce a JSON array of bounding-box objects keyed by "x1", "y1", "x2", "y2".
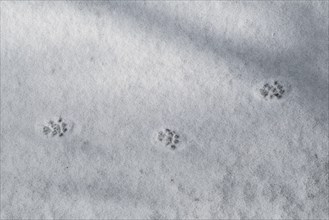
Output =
[{"x1": 70, "y1": 1, "x2": 328, "y2": 121}]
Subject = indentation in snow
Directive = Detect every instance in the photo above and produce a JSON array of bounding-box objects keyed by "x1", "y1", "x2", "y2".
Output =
[
  {"x1": 254, "y1": 79, "x2": 291, "y2": 101},
  {"x1": 35, "y1": 115, "x2": 80, "y2": 140}
]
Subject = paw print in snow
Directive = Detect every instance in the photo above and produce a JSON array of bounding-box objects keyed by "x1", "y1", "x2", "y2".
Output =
[
  {"x1": 42, "y1": 117, "x2": 68, "y2": 137},
  {"x1": 257, "y1": 79, "x2": 291, "y2": 101},
  {"x1": 157, "y1": 128, "x2": 180, "y2": 151},
  {"x1": 35, "y1": 115, "x2": 80, "y2": 139},
  {"x1": 260, "y1": 81, "x2": 284, "y2": 99}
]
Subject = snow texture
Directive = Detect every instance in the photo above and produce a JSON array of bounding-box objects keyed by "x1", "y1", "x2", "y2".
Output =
[{"x1": 1, "y1": 1, "x2": 328, "y2": 219}]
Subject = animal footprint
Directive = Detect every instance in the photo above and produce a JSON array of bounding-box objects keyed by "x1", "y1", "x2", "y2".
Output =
[
  {"x1": 35, "y1": 115, "x2": 80, "y2": 139},
  {"x1": 256, "y1": 79, "x2": 291, "y2": 101},
  {"x1": 42, "y1": 117, "x2": 69, "y2": 137},
  {"x1": 156, "y1": 128, "x2": 181, "y2": 151}
]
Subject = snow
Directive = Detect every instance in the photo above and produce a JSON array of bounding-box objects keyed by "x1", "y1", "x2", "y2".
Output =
[{"x1": 1, "y1": 1, "x2": 328, "y2": 219}]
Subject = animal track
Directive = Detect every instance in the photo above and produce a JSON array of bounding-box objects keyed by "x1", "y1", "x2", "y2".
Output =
[
  {"x1": 157, "y1": 128, "x2": 181, "y2": 151},
  {"x1": 42, "y1": 117, "x2": 68, "y2": 137},
  {"x1": 35, "y1": 116, "x2": 79, "y2": 139},
  {"x1": 260, "y1": 81, "x2": 285, "y2": 100},
  {"x1": 257, "y1": 79, "x2": 290, "y2": 101}
]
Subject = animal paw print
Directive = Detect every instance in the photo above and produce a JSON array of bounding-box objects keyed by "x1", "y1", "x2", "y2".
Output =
[
  {"x1": 259, "y1": 80, "x2": 286, "y2": 100},
  {"x1": 42, "y1": 117, "x2": 68, "y2": 138},
  {"x1": 157, "y1": 128, "x2": 180, "y2": 150}
]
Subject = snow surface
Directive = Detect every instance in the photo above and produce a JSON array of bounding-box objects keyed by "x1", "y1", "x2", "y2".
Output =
[{"x1": 1, "y1": 1, "x2": 328, "y2": 219}]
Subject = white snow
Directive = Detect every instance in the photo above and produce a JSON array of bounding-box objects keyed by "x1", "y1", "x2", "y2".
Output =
[{"x1": 1, "y1": 1, "x2": 328, "y2": 219}]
